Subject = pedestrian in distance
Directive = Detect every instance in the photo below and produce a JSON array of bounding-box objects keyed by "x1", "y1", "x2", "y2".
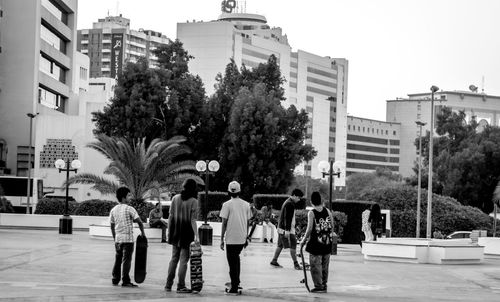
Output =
[
  {"x1": 300, "y1": 191, "x2": 335, "y2": 293},
  {"x1": 270, "y1": 188, "x2": 304, "y2": 270},
  {"x1": 261, "y1": 202, "x2": 276, "y2": 243},
  {"x1": 149, "y1": 201, "x2": 168, "y2": 243},
  {"x1": 220, "y1": 181, "x2": 252, "y2": 295},
  {"x1": 110, "y1": 186, "x2": 146, "y2": 287},
  {"x1": 361, "y1": 204, "x2": 373, "y2": 243},
  {"x1": 247, "y1": 201, "x2": 258, "y2": 241},
  {"x1": 165, "y1": 178, "x2": 200, "y2": 293},
  {"x1": 368, "y1": 203, "x2": 383, "y2": 241}
]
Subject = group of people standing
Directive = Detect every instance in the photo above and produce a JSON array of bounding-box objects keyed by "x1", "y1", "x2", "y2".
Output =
[{"x1": 108, "y1": 180, "x2": 336, "y2": 295}]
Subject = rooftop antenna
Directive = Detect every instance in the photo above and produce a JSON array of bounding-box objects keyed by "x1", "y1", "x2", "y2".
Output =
[
  {"x1": 116, "y1": 0, "x2": 120, "y2": 16},
  {"x1": 481, "y1": 75, "x2": 485, "y2": 93}
]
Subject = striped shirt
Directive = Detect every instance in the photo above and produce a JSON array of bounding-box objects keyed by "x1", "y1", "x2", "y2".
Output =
[{"x1": 109, "y1": 204, "x2": 140, "y2": 243}]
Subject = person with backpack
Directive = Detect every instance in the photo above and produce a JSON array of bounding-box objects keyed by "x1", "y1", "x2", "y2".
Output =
[{"x1": 299, "y1": 191, "x2": 335, "y2": 293}]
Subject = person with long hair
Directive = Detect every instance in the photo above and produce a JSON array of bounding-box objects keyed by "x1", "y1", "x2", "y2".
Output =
[
  {"x1": 165, "y1": 178, "x2": 199, "y2": 293},
  {"x1": 368, "y1": 203, "x2": 382, "y2": 241}
]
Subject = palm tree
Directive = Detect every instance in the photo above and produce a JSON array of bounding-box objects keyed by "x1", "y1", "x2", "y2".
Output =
[{"x1": 68, "y1": 135, "x2": 202, "y2": 201}]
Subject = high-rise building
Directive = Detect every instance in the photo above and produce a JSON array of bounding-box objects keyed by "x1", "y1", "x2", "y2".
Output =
[
  {"x1": 177, "y1": 9, "x2": 348, "y2": 184},
  {"x1": 0, "y1": 0, "x2": 87, "y2": 177},
  {"x1": 346, "y1": 116, "x2": 401, "y2": 175},
  {"x1": 387, "y1": 90, "x2": 500, "y2": 177},
  {"x1": 77, "y1": 15, "x2": 171, "y2": 79}
]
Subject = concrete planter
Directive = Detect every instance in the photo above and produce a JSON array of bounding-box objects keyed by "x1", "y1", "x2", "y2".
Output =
[
  {"x1": 478, "y1": 237, "x2": 500, "y2": 255},
  {"x1": 0, "y1": 213, "x2": 107, "y2": 230}
]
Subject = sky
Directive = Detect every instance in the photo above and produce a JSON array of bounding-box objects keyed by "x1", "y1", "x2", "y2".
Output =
[{"x1": 77, "y1": 0, "x2": 500, "y2": 121}]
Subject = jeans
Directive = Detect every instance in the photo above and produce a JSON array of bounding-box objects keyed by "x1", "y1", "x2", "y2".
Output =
[
  {"x1": 112, "y1": 242, "x2": 134, "y2": 284},
  {"x1": 226, "y1": 244, "x2": 245, "y2": 290},
  {"x1": 263, "y1": 221, "x2": 276, "y2": 241},
  {"x1": 309, "y1": 253, "x2": 330, "y2": 289},
  {"x1": 150, "y1": 220, "x2": 167, "y2": 241},
  {"x1": 166, "y1": 244, "x2": 190, "y2": 289}
]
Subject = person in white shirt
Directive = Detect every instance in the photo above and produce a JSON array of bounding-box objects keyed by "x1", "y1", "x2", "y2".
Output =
[
  {"x1": 220, "y1": 181, "x2": 252, "y2": 295},
  {"x1": 109, "y1": 187, "x2": 146, "y2": 287}
]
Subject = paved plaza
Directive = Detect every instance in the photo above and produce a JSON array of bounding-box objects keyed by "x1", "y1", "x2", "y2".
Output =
[{"x1": 1, "y1": 229, "x2": 500, "y2": 301}]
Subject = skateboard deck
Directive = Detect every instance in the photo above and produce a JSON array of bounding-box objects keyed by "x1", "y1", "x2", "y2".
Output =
[
  {"x1": 134, "y1": 235, "x2": 148, "y2": 284},
  {"x1": 299, "y1": 244, "x2": 310, "y2": 292},
  {"x1": 190, "y1": 242, "x2": 203, "y2": 293}
]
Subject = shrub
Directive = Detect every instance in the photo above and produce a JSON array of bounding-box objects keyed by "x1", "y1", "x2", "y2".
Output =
[
  {"x1": 361, "y1": 185, "x2": 495, "y2": 237},
  {"x1": 34, "y1": 198, "x2": 78, "y2": 215},
  {"x1": 73, "y1": 199, "x2": 118, "y2": 216},
  {"x1": 0, "y1": 197, "x2": 15, "y2": 213},
  {"x1": 129, "y1": 199, "x2": 155, "y2": 222}
]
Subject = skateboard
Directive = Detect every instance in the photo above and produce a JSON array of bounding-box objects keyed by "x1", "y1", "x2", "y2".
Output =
[
  {"x1": 190, "y1": 241, "x2": 203, "y2": 293},
  {"x1": 225, "y1": 282, "x2": 242, "y2": 295},
  {"x1": 134, "y1": 235, "x2": 148, "y2": 284},
  {"x1": 299, "y1": 244, "x2": 310, "y2": 292}
]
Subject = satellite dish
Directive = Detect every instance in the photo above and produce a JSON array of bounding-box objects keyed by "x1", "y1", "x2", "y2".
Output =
[{"x1": 469, "y1": 85, "x2": 478, "y2": 93}]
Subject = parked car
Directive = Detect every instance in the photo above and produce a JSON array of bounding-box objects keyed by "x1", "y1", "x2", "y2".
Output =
[{"x1": 445, "y1": 231, "x2": 471, "y2": 239}]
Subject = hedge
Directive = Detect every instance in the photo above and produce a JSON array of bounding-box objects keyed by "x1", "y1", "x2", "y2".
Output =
[
  {"x1": 73, "y1": 199, "x2": 117, "y2": 216},
  {"x1": 198, "y1": 191, "x2": 229, "y2": 220},
  {"x1": 331, "y1": 200, "x2": 374, "y2": 244},
  {"x1": 34, "y1": 198, "x2": 78, "y2": 215},
  {"x1": 361, "y1": 185, "x2": 496, "y2": 238},
  {"x1": 129, "y1": 199, "x2": 155, "y2": 222}
]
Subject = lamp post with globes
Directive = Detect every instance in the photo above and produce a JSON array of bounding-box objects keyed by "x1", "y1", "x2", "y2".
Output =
[
  {"x1": 55, "y1": 158, "x2": 81, "y2": 234},
  {"x1": 427, "y1": 85, "x2": 439, "y2": 239},
  {"x1": 196, "y1": 160, "x2": 220, "y2": 246},
  {"x1": 415, "y1": 121, "x2": 426, "y2": 238}
]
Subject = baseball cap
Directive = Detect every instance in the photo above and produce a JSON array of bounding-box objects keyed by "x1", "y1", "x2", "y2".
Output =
[{"x1": 228, "y1": 181, "x2": 241, "y2": 193}]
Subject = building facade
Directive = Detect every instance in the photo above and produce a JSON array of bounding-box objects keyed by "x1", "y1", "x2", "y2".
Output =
[
  {"x1": 77, "y1": 15, "x2": 171, "y2": 79},
  {"x1": 386, "y1": 90, "x2": 500, "y2": 177},
  {"x1": 177, "y1": 11, "x2": 348, "y2": 184},
  {"x1": 346, "y1": 116, "x2": 401, "y2": 175}
]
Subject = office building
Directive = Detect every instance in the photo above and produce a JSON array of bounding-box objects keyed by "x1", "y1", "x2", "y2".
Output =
[
  {"x1": 77, "y1": 15, "x2": 171, "y2": 79},
  {"x1": 387, "y1": 90, "x2": 500, "y2": 177},
  {"x1": 177, "y1": 8, "x2": 348, "y2": 184}
]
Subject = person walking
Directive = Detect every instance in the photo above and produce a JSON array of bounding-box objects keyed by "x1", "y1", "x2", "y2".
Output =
[
  {"x1": 149, "y1": 202, "x2": 168, "y2": 243},
  {"x1": 247, "y1": 201, "x2": 258, "y2": 241},
  {"x1": 300, "y1": 191, "x2": 335, "y2": 293},
  {"x1": 261, "y1": 202, "x2": 276, "y2": 243},
  {"x1": 110, "y1": 186, "x2": 146, "y2": 287},
  {"x1": 361, "y1": 205, "x2": 373, "y2": 242},
  {"x1": 220, "y1": 181, "x2": 252, "y2": 295},
  {"x1": 368, "y1": 203, "x2": 383, "y2": 241},
  {"x1": 165, "y1": 178, "x2": 199, "y2": 293},
  {"x1": 270, "y1": 188, "x2": 304, "y2": 270}
]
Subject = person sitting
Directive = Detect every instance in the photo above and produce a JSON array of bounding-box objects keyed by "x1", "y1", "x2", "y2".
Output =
[{"x1": 149, "y1": 202, "x2": 168, "y2": 243}]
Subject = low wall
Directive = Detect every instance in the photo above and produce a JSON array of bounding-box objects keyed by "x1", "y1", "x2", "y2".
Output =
[
  {"x1": 478, "y1": 237, "x2": 500, "y2": 255},
  {"x1": 0, "y1": 213, "x2": 107, "y2": 230},
  {"x1": 362, "y1": 237, "x2": 484, "y2": 264}
]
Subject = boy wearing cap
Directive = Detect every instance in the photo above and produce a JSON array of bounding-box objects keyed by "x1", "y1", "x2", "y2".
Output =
[{"x1": 220, "y1": 181, "x2": 252, "y2": 295}]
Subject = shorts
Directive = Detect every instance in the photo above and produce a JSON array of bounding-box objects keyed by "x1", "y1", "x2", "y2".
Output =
[{"x1": 277, "y1": 233, "x2": 297, "y2": 249}]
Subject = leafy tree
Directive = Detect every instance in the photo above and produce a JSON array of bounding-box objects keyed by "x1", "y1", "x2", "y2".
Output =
[
  {"x1": 346, "y1": 168, "x2": 403, "y2": 200},
  {"x1": 92, "y1": 40, "x2": 205, "y2": 143},
  {"x1": 288, "y1": 175, "x2": 329, "y2": 202},
  {"x1": 67, "y1": 135, "x2": 202, "y2": 200}
]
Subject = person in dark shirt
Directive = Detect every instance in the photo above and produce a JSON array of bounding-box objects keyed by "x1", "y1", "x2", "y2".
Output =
[{"x1": 270, "y1": 188, "x2": 304, "y2": 270}]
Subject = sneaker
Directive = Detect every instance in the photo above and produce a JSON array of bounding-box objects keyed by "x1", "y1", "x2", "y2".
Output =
[
  {"x1": 164, "y1": 286, "x2": 172, "y2": 292},
  {"x1": 310, "y1": 287, "x2": 326, "y2": 293},
  {"x1": 263, "y1": 238, "x2": 268, "y2": 243},
  {"x1": 270, "y1": 261, "x2": 282, "y2": 268},
  {"x1": 270, "y1": 238, "x2": 273, "y2": 243},
  {"x1": 112, "y1": 279, "x2": 119, "y2": 286},
  {"x1": 121, "y1": 283, "x2": 138, "y2": 287},
  {"x1": 294, "y1": 263, "x2": 303, "y2": 270},
  {"x1": 225, "y1": 287, "x2": 241, "y2": 295},
  {"x1": 176, "y1": 287, "x2": 192, "y2": 293}
]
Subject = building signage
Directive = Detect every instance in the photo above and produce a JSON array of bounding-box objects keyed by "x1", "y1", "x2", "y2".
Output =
[
  {"x1": 110, "y1": 33, "x2": 124, "y2": 80},
  {"x1": 221, "y1": 0, "x2": 236, "y2": 13}
]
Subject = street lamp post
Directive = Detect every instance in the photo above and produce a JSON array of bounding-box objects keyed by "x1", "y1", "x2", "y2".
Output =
[
  {"x1": 26, "y1": 113, "x2": 39, "y2": 214},
  {"x1": 195, "y1": 160, "x2": 220, "y2": 246},
  {"x1": 427, "y1": 85, "x2": 439, "y2": 239},
  {"x1": 55, "y1": 158, "x2": 81, "y2": 234},
  {"x1": 415, "y1": 121, "x2": 426, "y2": 238}
]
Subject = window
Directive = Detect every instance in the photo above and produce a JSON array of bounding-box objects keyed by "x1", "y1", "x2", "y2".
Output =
[
  {"x1": 39, "y1": 54, "x2": 66, "y2": 83},
  {"x1": 348, "y1": 125, "x2": 351, "y2": 130},
  {"x1": 393, "y1": 131, "x2": 397, "y2": 135},
  {"x1": 80, "y1": 67, "x2": 88, "y2": 80},
  {"x1": 38, "y1": 86, "x2": 65, "y2": 112},
  {"x1": 41, "y1": 24, "x2": 66, "y2": 54},
  {"x1": 42, "y1": 0, "x2": 68, "y2": 24}
]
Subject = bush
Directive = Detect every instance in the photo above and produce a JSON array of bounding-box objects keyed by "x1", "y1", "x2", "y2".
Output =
[
  {"x1": 198, "y1": 191, "x2": 229, "y2": 219},
  {"x1": 73, "y1": 199, "x2": 118, "y2": 216},
  {"x1": 361, "y1": 185, "x2": 495, "y2": 237},
  {"x1": 0, "y1": 197, "x2": 15, "y2": 213},
  {"x1": 129, "y1": 199, "x2": 155, "y2": 222},
  {"x1": 34, "y1": 198, "x2": 78, "y2": 215}
]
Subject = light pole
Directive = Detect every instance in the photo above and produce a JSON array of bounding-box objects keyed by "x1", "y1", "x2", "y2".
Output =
[
  {"x1": 427, "y1": 85, "x2": 439, "y2": 239},
  {"x1": 55, "y1": 158, "x2": 81, "y2": 234},
  {"x1": 26, "y1": 113, "x2": 39, "y2": 214},
  {"x1": 196, "y1": 160, "x2": 220, "y2": 246},
  {"x1": 317, "y1": 160, "x2": 344, "y2": 211},
  {"x1": 415, "y1": 121, "x2": 426, "y2": 238}
]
